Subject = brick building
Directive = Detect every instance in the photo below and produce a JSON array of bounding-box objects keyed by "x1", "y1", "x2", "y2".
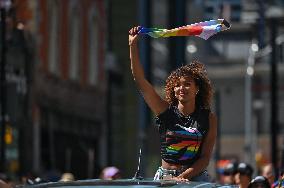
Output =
[{"x1": 15, "y1": 0, "x2": 108, "y2": 179}]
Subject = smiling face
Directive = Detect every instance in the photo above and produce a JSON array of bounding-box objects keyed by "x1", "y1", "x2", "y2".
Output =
[
  {"x1": 173, "y1": 76, "x2": 199, "y2": 104},
  {"x1": 165, "y1": 61, "x2": 213, "y2": 108}
]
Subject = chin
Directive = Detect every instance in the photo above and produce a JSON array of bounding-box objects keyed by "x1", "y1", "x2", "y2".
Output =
[{"x1": 179, "y1": 99, "x2": 189, "y2": 103}]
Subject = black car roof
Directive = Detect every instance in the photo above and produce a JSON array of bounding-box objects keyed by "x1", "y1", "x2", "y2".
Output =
[{"x1": 16, "y1": 179, "x2": 238, "y2": 188}]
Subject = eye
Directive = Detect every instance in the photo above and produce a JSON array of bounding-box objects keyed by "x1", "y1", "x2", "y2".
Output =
[
  {"x1": 174, "y1": 83, "x2": 180, "y2": 87},
  {"x1": 184, "y1": 82, "x2": 192, "y2": 87}
]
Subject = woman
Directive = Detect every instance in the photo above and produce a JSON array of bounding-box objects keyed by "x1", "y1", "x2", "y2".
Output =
[{"x1": 129, "y1": 26, "x2": 217, "y2": 182}]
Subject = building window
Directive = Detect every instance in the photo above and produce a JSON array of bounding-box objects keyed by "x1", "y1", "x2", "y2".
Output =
[
  {"x1": 68, "y1": 1, "x2": 81, "y2": 81},
  {"x1": 88, "y1": 7, "x2": 99, "y2": 86},
  {"x1": 48, "y1": 0, "x2": 60, "y2": 76}
]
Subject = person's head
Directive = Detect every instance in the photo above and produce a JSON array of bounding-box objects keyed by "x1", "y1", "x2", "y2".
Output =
[
  {"x1": 272, "y1": 172, "x2": 284, "y2": 188},
  {"x1": 60, "y1": 173, "x2": 75, "y2": 182},
  {"x1": 235, "y1": 163, "x2": 254, "y2": 187},
  {"x1": 0, "y1": 180, "x2": 10, "y2": 188},
  {"x1": 223, "y1": 162, "x2": 238, "y2": 184},
  {"x1": 248, "y1": 176, "x2": 270, "y2": 188},
  {"x1": 100, "y1": 166, "x2": 121, "y2": 180},
  {"x1": 261, "y1": 163, "x2": 275, "y2": 185},
  {"x1": 165, "y1": 60, "x2": 213, "y2": 108}
]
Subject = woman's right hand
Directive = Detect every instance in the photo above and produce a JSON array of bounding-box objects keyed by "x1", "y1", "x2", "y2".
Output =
[{"x1": 129, "y1": 26, "x2": 141, "y2": 46}]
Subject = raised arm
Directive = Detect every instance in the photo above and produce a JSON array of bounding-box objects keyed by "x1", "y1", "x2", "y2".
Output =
[{"x1": 129, "y1": 26, "x2": 168, "y2": 115}]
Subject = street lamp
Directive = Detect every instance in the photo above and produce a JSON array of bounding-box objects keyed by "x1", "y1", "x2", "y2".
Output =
[
  {"x1": 186, "y1": 42, "x2": 197, "y2": 54},
  {"x1": 244, "y1": 40, "x2": 258, "y2": 168},
  {"x1": 0, "y1": 0, "x2": 11, "y2": 173}
]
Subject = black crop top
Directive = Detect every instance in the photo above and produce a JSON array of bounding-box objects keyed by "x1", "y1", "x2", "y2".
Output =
[{"x1": 155, "y1": 105, "x2": 210, "y2": 166}]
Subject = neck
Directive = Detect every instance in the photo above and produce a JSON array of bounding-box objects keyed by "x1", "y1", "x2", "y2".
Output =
[{"x1": 178, "y1": 101, "x2": 195, "y2": 116}]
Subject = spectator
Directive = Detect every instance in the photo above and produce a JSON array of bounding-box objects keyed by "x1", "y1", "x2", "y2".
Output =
[
  {"x1": 261, "y1": 163, "x2": 275, "y2": 186},
  {"x1": 223, "y1": 162, "x2": 238, "y2": 185},
  {"x1": 100, "y1": 166, "x2": 121, "y2": 180},
  {"x1": 0, "y1": 173, "x2": 13, "y2": 188},
  {"x1": 248, "y1": 176, "x2": 270, "y2": 188},
  {"x1": 60, "y1": 173, "x2": 75, "y2": 182},
  {"x1": 0, "y1": 180, "x2": 11, "y2": 188},
  {"x1": 272, "y1": 172, "x2": 284, "y2": 188},
  {"x1": 235, "y1": 163, "x2": 254, "y2": 188}
]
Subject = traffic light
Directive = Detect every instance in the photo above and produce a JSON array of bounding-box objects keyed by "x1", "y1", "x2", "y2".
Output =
[{"x1": 5, "y1": 124, "x2": 12, "y2": 145}]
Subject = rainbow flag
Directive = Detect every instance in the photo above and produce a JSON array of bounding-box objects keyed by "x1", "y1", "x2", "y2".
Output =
[{"x1": 138, "y1": 19, "x2": 230, "y2": 40}]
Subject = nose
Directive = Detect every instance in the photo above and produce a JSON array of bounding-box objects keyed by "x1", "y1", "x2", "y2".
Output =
[
  {"x1": 179, "y1": 85, "x2": 185, "y2": 89},
  {"x1": 178, "y1": 86, "x2": 186, "y2": 94},
  {"x1": 180, "y1": 85, "x2": 187, "y2": 91}
]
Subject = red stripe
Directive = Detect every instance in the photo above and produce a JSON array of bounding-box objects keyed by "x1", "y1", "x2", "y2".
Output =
[{"x1": 177, "y1": 25, "x2": 203, "y2": 36}]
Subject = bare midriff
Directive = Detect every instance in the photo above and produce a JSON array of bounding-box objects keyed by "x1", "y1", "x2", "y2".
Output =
[{"x1": 161, "y1": 159, "x2": 184, "y2": 170}]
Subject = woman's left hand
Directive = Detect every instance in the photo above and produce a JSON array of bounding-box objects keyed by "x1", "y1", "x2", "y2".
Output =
[{"x1": 172, "y1": 176, "x2": 189, "y2": 182}]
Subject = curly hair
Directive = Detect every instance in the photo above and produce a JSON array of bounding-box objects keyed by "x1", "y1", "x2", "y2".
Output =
[{"x1": 165, "y1": 60, "x2": 213, "y2": 109}]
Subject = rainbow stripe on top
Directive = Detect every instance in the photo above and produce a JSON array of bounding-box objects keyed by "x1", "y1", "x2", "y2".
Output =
[
  {"x1": 138, "y1": 19, "x2": 231, "y2": 40},
  {"x1": 166, "y1": 127, "x2": 203, "y2": 161}
]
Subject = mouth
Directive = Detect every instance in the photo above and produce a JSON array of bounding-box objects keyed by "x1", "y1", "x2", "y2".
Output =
[{"x1": 179, "y1": 93, "x2": 186, "y2": 97}]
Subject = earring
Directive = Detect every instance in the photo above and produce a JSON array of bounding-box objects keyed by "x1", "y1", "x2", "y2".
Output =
[{"x1": 196, "y1": 90, "x2": 199, "y2": 95}]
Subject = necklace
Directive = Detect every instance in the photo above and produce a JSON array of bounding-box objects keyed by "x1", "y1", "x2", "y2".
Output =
[{"x1": 173, "y1": 107, "x2": 196, "y2": 128}]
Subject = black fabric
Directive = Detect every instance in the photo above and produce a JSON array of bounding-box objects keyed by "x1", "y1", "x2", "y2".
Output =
[{"x1": 155, "y1": 105, "x2": 210, "y2": 165}]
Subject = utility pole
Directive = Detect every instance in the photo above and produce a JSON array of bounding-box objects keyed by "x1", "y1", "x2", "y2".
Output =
[
  {"x1": 168, "y1": 0, "x2": 186, "y2": 69},
  {"x1": 0, "y1": 4, "x2": 7, "y2": 173},
  {"x1": 266, "y1": 5, "x2": 284, "y2": 175},
  {"x1": 244, "y1": 41, "x2": 258, "y2": 166},
  {"x1": 138, "y1": 0, "x2": 151, "y2": 177},
  {"x1": 269, "y1": 17, "x2": 278, "y2": 172},
  {"x1": 215, "y1": 90, "x2": 221, "y2": 179}
]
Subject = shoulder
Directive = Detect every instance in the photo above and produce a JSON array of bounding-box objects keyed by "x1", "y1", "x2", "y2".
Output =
[
  {"x1": 198, "y1": 108, "x2": 214, "y2": 121},
  {"x1": 156, "y1": 102, "x2": 170, "y2": 116},
  {"x1": 208, "y1": 112, "x2": 217, "y2": 122},
  {"x1": 208, "y1": 111, "x2": 217, "y2": 129},
  {"x1": 155, "y1": 104, "x2": 172, "y2": 128},
  {"x1": 156, "y1": 104, "x2": 173, "y2": 118}
]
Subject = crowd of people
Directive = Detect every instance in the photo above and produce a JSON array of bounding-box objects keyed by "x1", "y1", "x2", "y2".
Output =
[
  {"x1": 0, "y1": 166, "x2": 121, "y2": 187},
  {"x1": 220, "y1": 161, "x2": 283, "y2": 188},
  {"x1": 1, "y1": 163, "x2": 284, "y2": 188}
]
